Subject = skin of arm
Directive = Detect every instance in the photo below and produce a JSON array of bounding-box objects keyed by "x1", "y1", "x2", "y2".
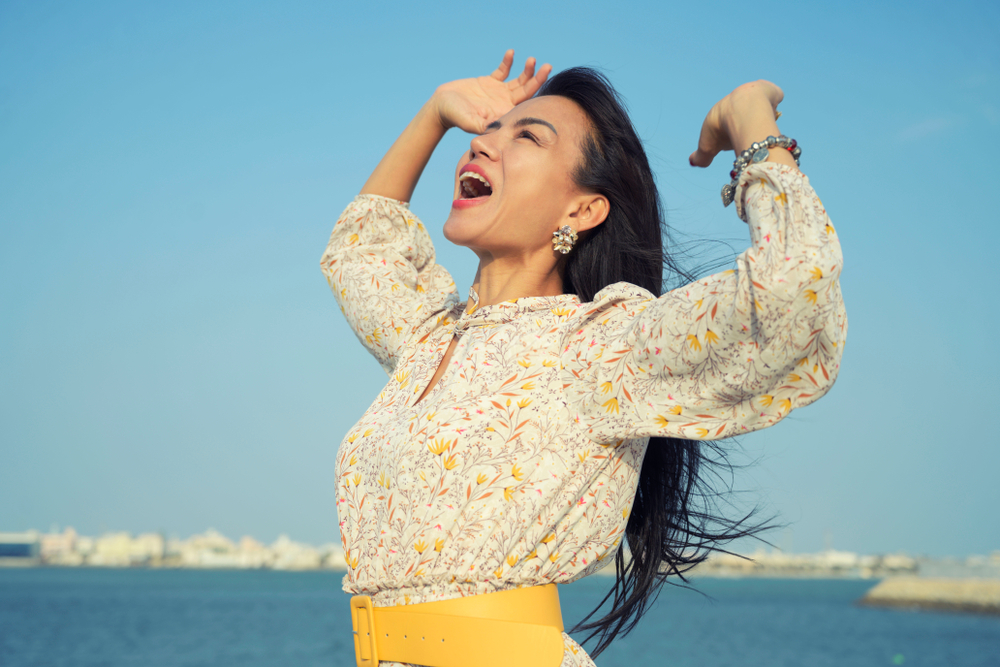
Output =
[{"x1": 360, "y1": 99, "x2": 447, "y2": 202}]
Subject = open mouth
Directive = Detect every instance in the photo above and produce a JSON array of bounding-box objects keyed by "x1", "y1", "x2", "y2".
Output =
[{"x1": 458, "y1": 171, "x2": 493, "y2": 199}]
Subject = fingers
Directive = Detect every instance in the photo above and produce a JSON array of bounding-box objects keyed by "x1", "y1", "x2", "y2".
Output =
[
  {"x1": 765, "y1": 80, "x2": 784, "y2": 107},
  {"x1": 688, "y1": 147, "x2": 716, "y2": 168},
  {"x1": 735, "y1": 79, "x2": 784, "y2": 114},
  {"x1": 515, "y1": 57, "x2": 536, "y2": 86},
  {"x1": 689, "y1": 131, "x2": 719, "y2": 167},
  {"x1": 491, "y1": 49, "x2": 515, "y2": 81},
  {"x1": 508, "y1": 60, "x2": 551, "y2": 104},
  {"x1": 520, "y1": 62, "x2": 552, "y2": 99},
  {"x1": 689, "y1": 107, "x2": 726, "y2": 168},
  {"x1": 762, "y1": 81, "x2": 784, "y2": 118}
]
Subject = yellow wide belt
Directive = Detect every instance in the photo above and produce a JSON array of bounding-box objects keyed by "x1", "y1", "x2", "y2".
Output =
[{"x1": 350, "y1": 583, "x2": 565, "y2": 667}]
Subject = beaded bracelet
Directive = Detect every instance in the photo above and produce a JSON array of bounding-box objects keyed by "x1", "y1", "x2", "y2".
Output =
[{"x1": 721, "y1": 135, "x2": 801, "y2": 207}]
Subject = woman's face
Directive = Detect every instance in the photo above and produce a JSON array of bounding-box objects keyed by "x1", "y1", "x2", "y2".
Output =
[{"x1": 443, "y1": 95, "x2": 595, "y2": 260}]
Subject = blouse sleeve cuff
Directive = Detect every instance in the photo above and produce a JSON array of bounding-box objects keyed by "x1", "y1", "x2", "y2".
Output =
[{"x1": 734, "y1": 162, "x2": 804, "y2": 223}]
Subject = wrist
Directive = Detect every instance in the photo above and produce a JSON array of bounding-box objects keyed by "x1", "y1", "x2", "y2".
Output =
[
  {"x1": 423, "y1": 93, "x2": 451, "y2": 135},
  {"x1": 724, "y1": 93, "x2": 780, "y2": 155},
  {"x1": 721, "y1": 134, "x2": 801, "y2": 208}
]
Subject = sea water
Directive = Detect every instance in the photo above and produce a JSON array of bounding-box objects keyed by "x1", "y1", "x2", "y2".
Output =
[{"x1": 1, "y1": 568, "x2": 997, "y2": 666}]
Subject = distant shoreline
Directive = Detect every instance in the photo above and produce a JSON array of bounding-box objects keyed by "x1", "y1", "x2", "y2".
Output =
[
  {"x1": 4, "y1": 528, "x2": 999, "y2": 582},
  {"x1": 860, "y1": 577, "x2": 1000, "y2": 616}
]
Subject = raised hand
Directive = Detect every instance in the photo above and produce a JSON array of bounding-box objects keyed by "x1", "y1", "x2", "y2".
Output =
[
  {"x1": 433, "y1": 50, "x2": 553, "y2": 134},
  {"x1": 360, "y1": 50, "x2": 551, "y2": 201},
  {"x1": 689, "y1": 80, "x2": 792, "y2": 169}
]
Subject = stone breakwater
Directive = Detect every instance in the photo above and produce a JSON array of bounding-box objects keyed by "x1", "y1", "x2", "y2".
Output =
[{"x1": 860, "y1": 577, "x2": 1000, "y2": 615}]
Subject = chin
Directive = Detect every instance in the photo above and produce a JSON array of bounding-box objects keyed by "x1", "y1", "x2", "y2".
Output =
[
  {"x1": 443, "y1": 210, "x2": 486, "y2": 249},
  {"x1": 441, "y1": 215, "x2": 464, "y2": 246}
]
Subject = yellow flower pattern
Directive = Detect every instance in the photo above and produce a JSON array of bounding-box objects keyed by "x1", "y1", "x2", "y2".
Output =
[{"x1": 320, "y1": 163, "x2": 846, "y2": 667}]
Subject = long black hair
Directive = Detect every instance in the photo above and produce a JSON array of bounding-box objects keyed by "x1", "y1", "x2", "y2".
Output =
[{"x1": 538, "y1": 68, "x2": 771, "y2": 658}]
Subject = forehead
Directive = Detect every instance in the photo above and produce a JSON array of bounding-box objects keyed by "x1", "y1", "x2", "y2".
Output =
[{"x1": 503, "y1": 95, "x2": 591, "y2": 141}]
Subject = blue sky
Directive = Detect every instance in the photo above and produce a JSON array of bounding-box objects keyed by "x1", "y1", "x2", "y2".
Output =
[{"x1": 1, "y1": 0, "x2": 997, "y2": 557}]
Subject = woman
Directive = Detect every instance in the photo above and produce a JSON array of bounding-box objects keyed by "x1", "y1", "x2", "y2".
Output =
[{"x1": 322, "y1": 51, "x2": 845, "y2": 667}]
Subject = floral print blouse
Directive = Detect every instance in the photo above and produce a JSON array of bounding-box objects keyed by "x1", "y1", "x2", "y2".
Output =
[{"x1": 321, "y1": 162, "x2": 846, "y2": 667}]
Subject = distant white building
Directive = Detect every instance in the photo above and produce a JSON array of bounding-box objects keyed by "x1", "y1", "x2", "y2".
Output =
[
  {"x1": 40, "y1": 527, "x2": 84, "y2": 566},
  {"x1": 87, "y1": 531, "x2": 165, "y2": 566},
  {"x1": 178, "y1": 528, "x2": 242, "y2": 568},
  {"x1": 0, "y1": 531, "x2": 41, "y2": 566},
  {"x1": 271, "y1": 534, "x2": 322, "y2": 571}
]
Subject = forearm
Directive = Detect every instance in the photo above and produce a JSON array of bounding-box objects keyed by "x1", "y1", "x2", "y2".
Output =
[{"x1": 360, "y1": 97, "x2": 448, "y2": 202}]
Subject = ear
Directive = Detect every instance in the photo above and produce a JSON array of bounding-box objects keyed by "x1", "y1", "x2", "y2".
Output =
[{"x1": 567, "y1": 194, "x2": 610, "y2": 233}]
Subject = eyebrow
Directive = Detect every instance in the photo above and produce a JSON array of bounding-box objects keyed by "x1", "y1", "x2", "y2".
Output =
[{"x1": 484, "y1": 117, "x2": 558, "y2": 135}]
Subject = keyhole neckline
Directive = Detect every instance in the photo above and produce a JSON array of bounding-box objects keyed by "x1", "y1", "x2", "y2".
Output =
[{"x1": 454, "y1": 287, "x2": 580, "y2": 332}]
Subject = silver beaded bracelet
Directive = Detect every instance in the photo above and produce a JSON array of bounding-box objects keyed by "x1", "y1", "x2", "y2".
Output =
[{"x1": 721, "y1": 135, "x2": 801, "y2": 207}]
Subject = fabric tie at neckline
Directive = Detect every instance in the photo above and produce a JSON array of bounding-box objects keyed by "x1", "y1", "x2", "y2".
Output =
[{"x1": 453, "y1": 287, "x2": 579, "y2": 331}]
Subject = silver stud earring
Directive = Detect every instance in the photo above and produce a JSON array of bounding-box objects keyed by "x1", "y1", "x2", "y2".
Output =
[{"x1": 552, "y1": 225, "x2": 578, "y2": 255}]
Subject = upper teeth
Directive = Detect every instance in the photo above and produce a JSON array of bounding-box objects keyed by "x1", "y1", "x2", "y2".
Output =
[{"x1": 460, "y1": 171, "x2": 491, "y2": 188}]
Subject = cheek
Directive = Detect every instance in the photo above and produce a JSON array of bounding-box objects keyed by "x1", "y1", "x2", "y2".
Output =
[
  {"x1": 498, "y1": 181, "x2": 559, "y2": 242},
  {"x1": 504, "y1": 156, "x2": 566, "y2": 213},
  {"x1": 500, "y1": 157, "x2": 571, "y2": 223}
]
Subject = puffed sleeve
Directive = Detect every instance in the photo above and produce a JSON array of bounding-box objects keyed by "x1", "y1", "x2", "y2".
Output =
[
  {"x1": 320, "y1": 194, "x2": 460, "y2": 374},
  {"x1": 560, "y1": 162, "x2": 847, "y2": 442}
]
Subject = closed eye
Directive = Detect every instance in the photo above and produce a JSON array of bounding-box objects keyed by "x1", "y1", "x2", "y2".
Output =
[{"x1": 517, "y1": 130, "x2": 539, "y2": 143}]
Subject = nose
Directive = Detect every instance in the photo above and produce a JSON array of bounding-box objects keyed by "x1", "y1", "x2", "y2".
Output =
[{"x1": 469, "y1": 133, "x2": 498, "y2": 161}]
